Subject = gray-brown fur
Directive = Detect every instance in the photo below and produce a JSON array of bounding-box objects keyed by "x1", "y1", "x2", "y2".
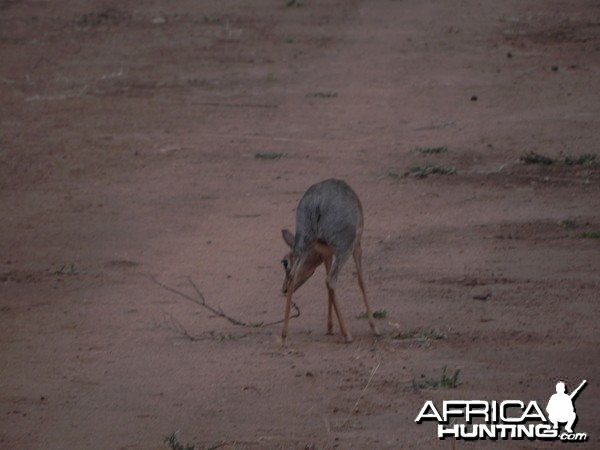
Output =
[{"x1": 280, "y1": 179, "x2": 380, "y2": 344}]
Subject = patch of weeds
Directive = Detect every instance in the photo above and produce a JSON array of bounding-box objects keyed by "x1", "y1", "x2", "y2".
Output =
[
  {"x1": 412, "y1": 366, "x2": 461, "y2": 390},
  {"x1": 373, "y1": 310, "x2": 387, "y2": 319},
  {"x1": 564, "y1": 153, "x2": 596, "y2": 166},
  {"x1": 578, "y1": 231, "x2": 600, "y2": 239},
  {"x1": 384, "y1": 170, "x2": 403, "y2": 180},
  {"x1": 208, "y1": 331, "x2": 245, "y2": 342},
  {"x1": 164, "y1": 432, "x2": 195, "y2": 450},
  {"x1": 519, "y1": 152, "x2": 596, "y2": 166},
  {"x1": 186, "y1": 77, "x2": 206, "y2": 87},
  {"x1": 184, "y1": 331, "x2": 247, "y2": 342},
  {"x1": 558, "y1": 219, "x2": 577, "y2": 229},
  {"x1": 266, "y1": 73, "x2": 277, "y2": 82},
  {"x1": 285, "y1": 0, "x2": 303, "y2": 7},
  {"x1": 405, "y1": 163, "x2": 456, "y2": 178},
  {"x1": 392, "y1": 329, "x2": 446, "y2": 341},
  {"x1": 202, "y1": 15, "x2": 220, "y2": 24},
  {"x1": 415, "y1": 146, "x2": 448, "y2": 154},
  {"x1": 356, "y1": 309, "x2": 387, "y2": 319},
  {"x1": 255, "y1": 152, "x2": 285, "y2": 160},
  {"x1": 53, "y1": 263, "x2": 78, "y2": 276},
  {"x1": 306, "y1": 92, "x2": 338, "y2": 98},
  {"x1": 518, "y1": 151, "x2": 556, "y2": 165}
]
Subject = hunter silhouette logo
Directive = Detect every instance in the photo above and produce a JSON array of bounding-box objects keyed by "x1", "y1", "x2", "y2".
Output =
[
  {"x1": 546, "y1": 380, "x2": 586, "y2": 434},
  {"x1": 415, "y1": 379, "x2": 589, "y2": 442}
]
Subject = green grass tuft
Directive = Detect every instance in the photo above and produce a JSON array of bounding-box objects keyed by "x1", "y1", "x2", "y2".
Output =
[
  {"x1": 415, "y1": 146, "x2": 448, "y2": 154},
  {"x1": 519, "y1": 152, "x2": 596, "y2": 166},
  {"x1": 306, "y1": 92, "x2": 338, "y2": 98},
  {"x1": 412, "y1": 366, "x2": 461, "y2": 390},
  {"x1": 579, "y1": 231, "x2": 600, "y2": 239},
  {"x1": 52, "y1": 263, "x2": 79, "y2": 276},
  {"x1": 164, "y1": 432, "x2": 195, "y2": 450},
  {"x1": 564, "y1": 153, "x2": 596, "y2": 166},
  {"x1": 519, "y1": 151, "x2": 555, "y2": 165},
  {"x1": 254, "y1": 152, "x2": 285, "y2": 160},
  {"x1": 405, "y1": 163, "x2": 456, "y2": 178},
  {"x1": 356, "y1": 309, "x2": 387, "y2": 319},
  {"x1": 558, "y1": 219, "x2": 577, "y2": 229},
  {"x1": 392, "y1": 329, "x2": 446, "y2": 340}
]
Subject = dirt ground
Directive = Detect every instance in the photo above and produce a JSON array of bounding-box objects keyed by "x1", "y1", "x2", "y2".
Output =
[{"x1": 1, "y1": 0, "x2": 599, "y2": 449}]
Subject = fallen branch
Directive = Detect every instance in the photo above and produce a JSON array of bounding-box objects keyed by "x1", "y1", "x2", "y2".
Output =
[
  {"x1": 156, "y1": 312, "x2": 196, "y2": 340},
  {"x1": 155, "y1": 313, "x2": 247, "y2": 342},
  {"x1": 149, "y1": 276, "x2": 300, "y2": 329}
]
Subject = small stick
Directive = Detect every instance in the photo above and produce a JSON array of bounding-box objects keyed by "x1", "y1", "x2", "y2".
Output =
[
  {"x1": 187, "y1": 277, "x2": 248, "y2": 326},
  {"x1": 353, "y1": 361, "x2": 380, "y2": 413},
  {"x1": 331, "y1": 360, "x2": 383, "y2": 433}
]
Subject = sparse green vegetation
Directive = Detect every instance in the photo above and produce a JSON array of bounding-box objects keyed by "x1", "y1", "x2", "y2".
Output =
[
  {"x1": 306, "y1": 92, "x2": 338, "y2": 98},
  {"x1": 392, "y1": 329, "x2": 446, "y2": 341},
  {"x1": 579, "y1": 231, "x2": 600, "y2": 239},
  {"x1": 564, "y1": 153, "x2": 596, "y2": 166},
  {"x1": 285, "y1": 0, "x2": 302, "y2": 8},
  {"x1": 187, "y1": 77, "x2": 204, "y2": 87},
  {"x1": 372, "y1": 310, "x2": 387, "y2": 319},
  {"x1": 519, "y1": 152, "x2": 597, "y2": 166},
  {"x1": 556, "y1": 219, "x2": 600, "y2": 238},
  {"x1": 53, "y1": 263, "x2": 78, "y2": 276},
  {"x1": 255, "y1": 152, "x2": 285, "y2": 160},
  {"x1": 558, "y1": 219, "x2": 577, "y2": 229},
  {"x1": 405, "y1": 163, "x2": 456, "y2": 178},
  {"x1": 202, "y1": 15, "x2": 219, "y2": 24},
  {"x1": 384, "y1": 170, "x2": 403, "y2": 180},
  {"x1": 519, "y1": 151, "x2": 555, "y2": 165},
  {"x1": 164, "y1": 432, "x2": 195, "y2": 450},
  {"x1": 164, "y1": 432, "x2": 226, "y2": 450},
  {"x1": 415, "y1": 146, "x2": 448, "y2": 154},
  {"x1": 356, "y1": 309, "x2": 387, "y2": 319},
  {"x1": 412, "y1": 366, "x2": 461, "y2": 390}
]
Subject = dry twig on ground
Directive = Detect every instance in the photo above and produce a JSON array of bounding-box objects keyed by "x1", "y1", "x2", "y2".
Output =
[{"x1": 149, "y1": 276, "x2": 300, "y2": 340}]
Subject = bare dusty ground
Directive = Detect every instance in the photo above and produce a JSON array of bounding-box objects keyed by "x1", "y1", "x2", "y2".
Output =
[{"x1": 1, "y1": 0, "x2": 599, "y2": 449}]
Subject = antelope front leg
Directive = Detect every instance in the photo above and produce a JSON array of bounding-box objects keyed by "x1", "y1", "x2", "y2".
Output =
[
  {"x1": 326, "y1": 297, "x2": 334, "y2": 335},
  {"x1": 281, "y1": 289, "x2": 294, "y2": 346},
  {"x1": 353, "y1": 243, "x2": 381, "y2": 337},
  {"x1": 327, "y1": 285, "x2": 352, "y2": 343},
  {"x1": 324, "y1": 254, "x2": 334, "y2": 335}
]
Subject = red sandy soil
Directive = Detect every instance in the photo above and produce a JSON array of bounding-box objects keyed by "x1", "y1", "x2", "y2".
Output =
[{"x1": 1, "y1": 0, "x2": 599, "y2": 449}]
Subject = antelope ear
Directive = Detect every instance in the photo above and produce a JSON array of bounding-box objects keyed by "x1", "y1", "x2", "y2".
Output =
[{"x1": 281, "y1": 229, "x2": 295, "y2": 248}]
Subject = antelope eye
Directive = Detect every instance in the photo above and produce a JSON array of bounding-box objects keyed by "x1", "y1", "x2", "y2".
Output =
[{"x1": 281, "y1": 259, "x2": 288, "y2": 269}]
